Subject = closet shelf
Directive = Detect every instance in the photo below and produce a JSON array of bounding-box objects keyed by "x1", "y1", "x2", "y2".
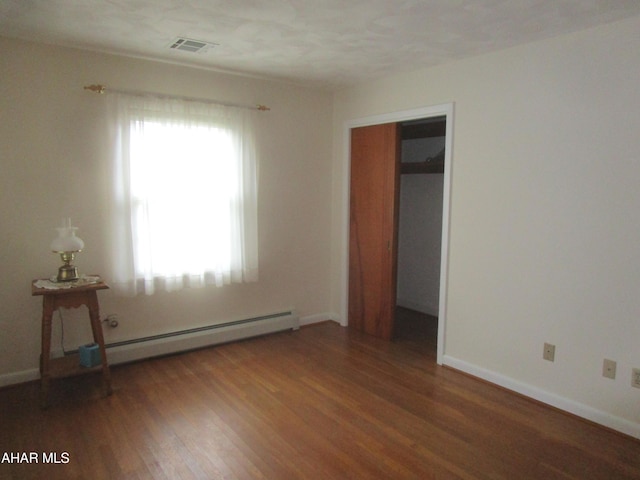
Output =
[
  {"x1": 401, "y1": 146, "x2": 445, "y2": 174},
  {"x1": 400, "y1": 162, "x2": 444, "y2": 174}
]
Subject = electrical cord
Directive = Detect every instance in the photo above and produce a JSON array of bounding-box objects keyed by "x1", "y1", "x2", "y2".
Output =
[
  {"x1": 58, "y1": 309, "x2": 67, "y2": 355},
  {"x1": 58, "y1": 310, "x2": 115, "y2": 355}
]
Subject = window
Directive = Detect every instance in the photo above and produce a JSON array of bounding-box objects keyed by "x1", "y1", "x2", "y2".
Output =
[{"x1": 106, "y1": 94, "x2": 258, "y2": 295}]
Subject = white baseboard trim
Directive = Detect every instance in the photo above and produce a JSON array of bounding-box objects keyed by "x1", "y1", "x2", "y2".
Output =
[
  {"x1": 0, "y1": 368, "x2": 40, "y2": 388},
  {"x1": 299, "y1": 312, "x2": 338, "y2": 327},
  {"x1": 443, "y1": 355, "x2": 640, "y2": 440}
]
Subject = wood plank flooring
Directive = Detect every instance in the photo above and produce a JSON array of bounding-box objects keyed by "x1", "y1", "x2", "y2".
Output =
[{"x1": 1, "y1": 315, "x2": 639, "y2": 479}]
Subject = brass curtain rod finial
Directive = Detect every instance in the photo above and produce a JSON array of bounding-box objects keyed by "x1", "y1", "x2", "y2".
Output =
[{"x1": 84, "y1": 84, "x2": 106, "y2": 94}]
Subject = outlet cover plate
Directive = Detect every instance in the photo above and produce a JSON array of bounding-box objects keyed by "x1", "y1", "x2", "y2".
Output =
[
  {"x1": 543, "y1": 343, "x2": 555, "y2": 362},
  {"x1": 603, "y1": 359, "x2": 617, "y2": 379}
]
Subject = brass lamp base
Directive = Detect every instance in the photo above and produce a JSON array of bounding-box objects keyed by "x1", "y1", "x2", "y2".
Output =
[
  {"x1": 57, "y1": 264, "x2": 79, "y2": 282},
  {"x1": 55, "y1": 250, "x2": 81, "y2": 282}
]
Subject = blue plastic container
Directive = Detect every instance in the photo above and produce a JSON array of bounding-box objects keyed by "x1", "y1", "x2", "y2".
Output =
[{"x1": 79, "y1": 343, "x2": 101, "y2": 368}]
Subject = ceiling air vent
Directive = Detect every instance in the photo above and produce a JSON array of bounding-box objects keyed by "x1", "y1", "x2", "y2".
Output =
[{"x1": 168, "y1": 37, "x2": 217, "y2": 53}]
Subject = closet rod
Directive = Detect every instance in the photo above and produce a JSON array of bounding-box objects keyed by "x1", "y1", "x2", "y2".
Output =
[{"x1": 83, "y1": 84, "x2": 270, "y2": 111}]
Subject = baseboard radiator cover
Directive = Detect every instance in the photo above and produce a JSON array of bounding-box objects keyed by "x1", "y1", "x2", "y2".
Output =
[{"x1": 103, "y1": 310, "x2": 299, "y2": 366}]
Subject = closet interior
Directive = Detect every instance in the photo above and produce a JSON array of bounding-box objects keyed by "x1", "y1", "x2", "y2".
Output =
[{"x1": 395, "y1": 116, "x2": 446, "y2": 349}]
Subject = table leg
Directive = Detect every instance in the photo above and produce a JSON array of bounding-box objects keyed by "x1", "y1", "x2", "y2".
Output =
[
  {"x1": 87, "y1": 292, "x2": 112, "y2": 396},
  {"x1": 40, "y1": 296, "x2": 54, "y2": 408}
]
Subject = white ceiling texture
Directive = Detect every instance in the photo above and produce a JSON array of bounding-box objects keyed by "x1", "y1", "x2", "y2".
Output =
[{"x1": 1, "y1": 0, "x2": 640, "y2": 90}]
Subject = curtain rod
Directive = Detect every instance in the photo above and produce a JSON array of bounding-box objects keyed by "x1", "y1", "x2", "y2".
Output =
[{"x1": 83, "y1": 84, "x2": 270, "y2": 111}]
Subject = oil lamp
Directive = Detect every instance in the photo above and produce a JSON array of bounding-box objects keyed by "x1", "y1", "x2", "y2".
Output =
[{"x1": 50, "y1": 218, "x2": 85, "y2": 282}]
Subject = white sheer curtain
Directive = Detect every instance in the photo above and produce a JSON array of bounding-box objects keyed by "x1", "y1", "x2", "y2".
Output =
[{"x1": 105, "y1": 93, "x2": 258, "y2": 296}]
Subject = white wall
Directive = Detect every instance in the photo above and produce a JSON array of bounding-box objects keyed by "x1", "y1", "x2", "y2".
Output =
[
  {"x1": 397, "y1": 137, "x2": 444, "y2": 316},
  {"x1": 331, "y1": 15, "x2": 640, "y2": 437},
  {"x1": 397, "y1": 175, "x2": 443, "y2": 316},
  {"x1": 0, "y1": 37, "x2": 333, "y2": 382}
]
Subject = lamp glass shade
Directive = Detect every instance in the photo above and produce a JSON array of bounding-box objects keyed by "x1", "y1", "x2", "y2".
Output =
[{"x1": 50, "y1": 218, "x2": 84, "y2": 252}]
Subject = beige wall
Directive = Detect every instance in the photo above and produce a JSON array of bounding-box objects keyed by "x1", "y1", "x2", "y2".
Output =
[
  {"x1": 331, "y1": 16, "x2": 640, "y2": 435},
  {"x1": 0, "y1": 37, "x2": 333, "y2": 382}
]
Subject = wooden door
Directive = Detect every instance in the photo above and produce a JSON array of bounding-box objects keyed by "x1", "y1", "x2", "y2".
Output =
[{"x1": 349, "y1": 122, "x2": 400, "y2": 340}]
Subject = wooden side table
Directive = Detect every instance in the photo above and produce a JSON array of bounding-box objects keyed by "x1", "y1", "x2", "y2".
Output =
[{"x1": 32, "y1": 278, "x2": 112, "y2": 407}]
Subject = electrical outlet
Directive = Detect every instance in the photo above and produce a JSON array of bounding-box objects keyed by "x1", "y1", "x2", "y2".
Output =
[
  {"x1": 632, "y1": 368, "x2": 640, "y2": 389},
  {"x1": 543, "y1": 343, "x2": 555, "y2": 362},
  {"x1": 602, "y1": 359, "x2": 616, "y2": 379},
  {"x1": 103, "y1": 314, "x2": 119, "y2": 328}
]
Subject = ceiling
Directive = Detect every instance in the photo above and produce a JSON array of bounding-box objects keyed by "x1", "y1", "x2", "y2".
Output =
[{"x1": 2, "y1": 0, "x2": 640, "y2": 90}]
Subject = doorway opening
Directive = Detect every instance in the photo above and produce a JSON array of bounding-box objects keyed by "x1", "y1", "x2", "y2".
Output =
[
  {"x1": 394, "y1": 116, "x2": 446, "y2": 356},
  {"x1": 344, "y1": 103, "x2": 453, "y2": 365}
]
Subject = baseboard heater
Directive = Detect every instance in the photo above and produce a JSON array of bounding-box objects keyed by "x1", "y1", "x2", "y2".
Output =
[{"x1": 97, "y1": 311, "x2": 299, "y2": 366}]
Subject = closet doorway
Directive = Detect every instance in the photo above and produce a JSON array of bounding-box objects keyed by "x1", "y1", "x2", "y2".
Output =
[
  {"x1": 395, "y1": 117, "x2": 445, "y2": 354},
  {"x1": 346, "y1": 104, "x2": 453, "y2": 364}
]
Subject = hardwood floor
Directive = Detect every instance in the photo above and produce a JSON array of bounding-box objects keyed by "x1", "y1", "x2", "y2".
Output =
[{"x1": 1, "y1": 316, "x2": 639, "y2": 479}]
